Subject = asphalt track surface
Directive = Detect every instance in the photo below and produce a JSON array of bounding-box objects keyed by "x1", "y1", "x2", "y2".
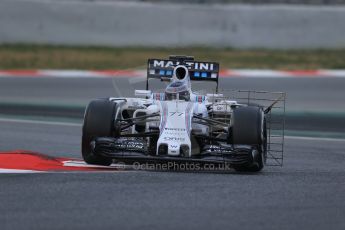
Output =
[
  {"x1": 0, "y1": 77, "x2": 345, "y2": 230},
  {"x1": 0, "y1": 77, "x2": 344, "y2": 112},
  {"x1": 0, "y1": 119, "x2": 345, "y2": 230}
]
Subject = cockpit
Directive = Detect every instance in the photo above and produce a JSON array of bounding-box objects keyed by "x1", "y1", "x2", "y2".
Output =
[{"x1": 165, "y1": 81, "x2": 191, "y2": 101}]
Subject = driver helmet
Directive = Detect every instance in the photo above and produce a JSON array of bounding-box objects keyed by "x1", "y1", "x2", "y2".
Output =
[{"x1": 165, "y1": 81, "x2": 190, "y2": 101}]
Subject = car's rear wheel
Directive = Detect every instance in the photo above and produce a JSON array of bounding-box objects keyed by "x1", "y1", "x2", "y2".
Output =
[
  {"x1": 229, "y1": 106, "x2": 266, "y2": 172},
  {"x1": 82, "y1": 99, "x2": 119, "y2": 166}
]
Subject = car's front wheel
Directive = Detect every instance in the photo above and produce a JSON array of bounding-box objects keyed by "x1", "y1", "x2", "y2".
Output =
[
  {"x1": 229, "y1": 106, "x2": 267, "y2": 172},
  {"x1": 82, "y1": 99, "x2": 119, "y2": 166}
]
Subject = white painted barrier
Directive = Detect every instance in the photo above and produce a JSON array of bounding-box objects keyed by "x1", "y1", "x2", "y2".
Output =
[{"x1": 0, "y1": 0, "x2": 345, "y2": 49}]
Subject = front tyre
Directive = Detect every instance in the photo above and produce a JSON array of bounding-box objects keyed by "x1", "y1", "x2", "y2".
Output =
[
  {"x1": 82, "y1": 99, "x2": 119, "y2": 166},
  {"x1": 230, "y1": 106, "x2": 267, "y2": 172}
]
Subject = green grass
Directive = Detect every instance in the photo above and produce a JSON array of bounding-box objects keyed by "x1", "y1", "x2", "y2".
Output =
[{"x1": 1, "y1": 44, "x2": 345, "y2": 70}]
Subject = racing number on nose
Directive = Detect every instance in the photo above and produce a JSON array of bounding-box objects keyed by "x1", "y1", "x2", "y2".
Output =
[{"x1": 169, "y1": 112, "x2": 184, "y2": 117}]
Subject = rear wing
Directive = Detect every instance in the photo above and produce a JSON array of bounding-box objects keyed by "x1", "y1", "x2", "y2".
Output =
[{"x1": 146, "y1": 56, "x2": 220, "y2": 91}]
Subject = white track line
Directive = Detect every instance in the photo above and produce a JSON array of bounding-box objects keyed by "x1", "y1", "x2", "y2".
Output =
[
  {"x1": 285, "y1": 135, "x2": 345, "y2": 142},
  {"x1": 0, "y1": 168, "x2": 41, "y2": 173},
  {"x1": 0, "y1": 117, "x2": 81, "y2": 127},
  {"x1": 1, "y1": 117, "x2": 344, "y2": 142}
]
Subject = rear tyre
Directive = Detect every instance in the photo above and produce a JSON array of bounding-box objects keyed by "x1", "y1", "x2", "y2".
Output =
[
  {"x1": 230, "y1": 106, "x2": 266, "y2": 172},
  {"x1": 82, "y1": 99, "x2": 119, "y2": 166}
]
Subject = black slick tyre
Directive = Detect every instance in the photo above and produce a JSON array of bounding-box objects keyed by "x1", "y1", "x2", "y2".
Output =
[
  {"x1": 82, "y1": 99, "x2": 118, "y2": 166},
  {"x1": 230, "y1": 106, "x2": 266, "y2": 172}
]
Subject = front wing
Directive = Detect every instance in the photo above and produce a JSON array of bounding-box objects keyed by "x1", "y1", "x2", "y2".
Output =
[{"x1": 91, "y1": 137, "x2": 259, "y2": 167}]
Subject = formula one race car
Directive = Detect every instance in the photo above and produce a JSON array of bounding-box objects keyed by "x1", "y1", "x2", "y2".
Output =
[{"x1": 82, "y1": 55, "x2": 285, "y2": 172}]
